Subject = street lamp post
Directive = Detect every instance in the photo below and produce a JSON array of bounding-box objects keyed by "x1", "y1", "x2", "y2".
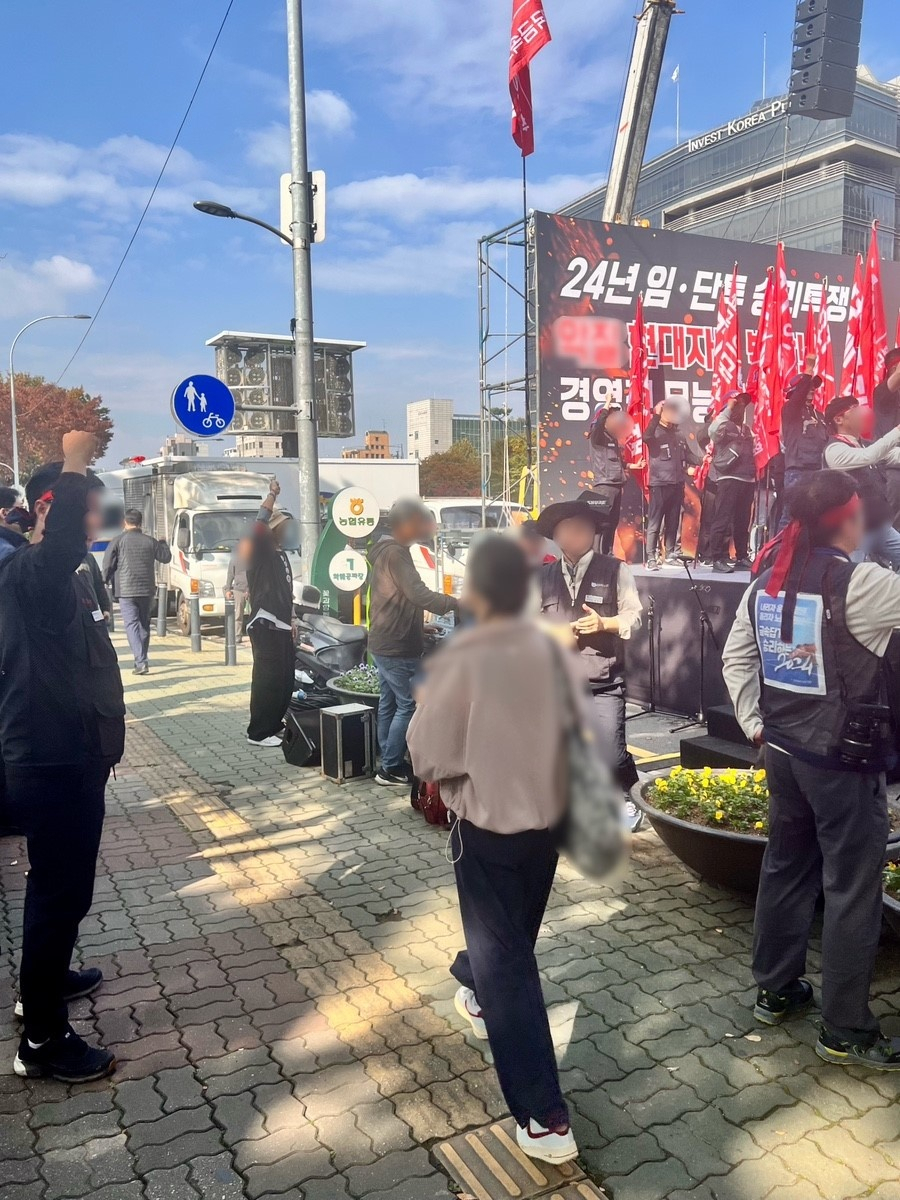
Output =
[{"x1": 8, "y1": 314, "x2": 91, "y2": 487}]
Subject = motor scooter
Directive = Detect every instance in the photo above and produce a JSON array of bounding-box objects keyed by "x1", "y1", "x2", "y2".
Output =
[{"x1": 293, "y1": 583, "x2": 368, "y2": 680}]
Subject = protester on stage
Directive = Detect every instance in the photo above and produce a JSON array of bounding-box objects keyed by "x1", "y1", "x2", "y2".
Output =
[
  {"x1": 368, "y1": 498, "x2": 459, "y2": 786},
  {"x1": 872, "y1": 348, "x2": 900, "y2": 526},
  {"x1": 781, "y1": 356, "x2": 828, "y2": 527},
  {"x1": 0, "y1": 488, "x2": 30, "y2": 562},
  {"x1": 708, "y1": 391, "x2": 756, "y2": 573},
  {"x1": 644, "y1": 399, "x2": 697, "y2": 569},
  {"x1": 103, "y1": 509, "x2": 171, "y2": 675},
  {"x1": 823, "y1": 395, "x2": 900, "y2": 569},
  {"x1": 0, "y1": 432, "x2": 125, "y2": 1082},
  {"x1": 245, "y1": 480, "x2": 295, "y2": 747},
  {"x1": 693, "y1": 414, "x2": 718, "y2": 567},
  {"x1": 408, "y1": 534, "x2": 580, "y2": 1164},
  {"x1": 225, "y1": 534, "x2": 252, "y2": 642},
  {"x1": 723, "y1": 469, "x2": 900, "y2": 1069},
  {"x1": 535, "y1": 500, "x2": 643, "y2": 828},
  {"x1": 585, "y1": 404, "x2": 642, "y2": 555}
]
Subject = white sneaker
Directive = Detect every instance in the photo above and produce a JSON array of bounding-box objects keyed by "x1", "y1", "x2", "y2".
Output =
[
  {"x1": 247, "y1": 735, "x2": 282, "y2": 748},
  {"x1": 516, "y1": 1118, "x2": 578, "y2": 1164},
  {"x1": 454, "y1": 986, "x2": 488, "y2": 1039},
  {"x1": 623, "y1": 799, "x2": 644, "y2": 833}
]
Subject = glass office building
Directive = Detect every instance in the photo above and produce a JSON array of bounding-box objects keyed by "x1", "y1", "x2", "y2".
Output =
[{"x1": 564, "y1": 68, "x2": 900, "y2": 260}]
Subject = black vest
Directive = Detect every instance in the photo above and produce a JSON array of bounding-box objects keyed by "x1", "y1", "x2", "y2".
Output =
[
  {"x1": 589, "y1": 431, "x2": 627, "y2": 488},
  {"x1": 540, "y1": 553, "x2": 624, "y2": 689},
  {"x1": 784, "y1": 408, "x2": 828, "y2": 472},
  {"x1": 824, "y1": 437, "x2": 890, "y2": 529},
  {"x1": 749, "y1": 552, "x2": 884, "y2": 769}
]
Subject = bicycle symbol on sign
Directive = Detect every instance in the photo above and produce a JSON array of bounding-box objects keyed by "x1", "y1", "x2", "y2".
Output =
[{"x1": 202, "y1": 413, "x2": 226, "y2": 430}]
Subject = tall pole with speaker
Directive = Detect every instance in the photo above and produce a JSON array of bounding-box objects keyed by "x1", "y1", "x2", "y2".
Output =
[{"x1": 789, "y1": 0, "x2": 863, "y2": 121}]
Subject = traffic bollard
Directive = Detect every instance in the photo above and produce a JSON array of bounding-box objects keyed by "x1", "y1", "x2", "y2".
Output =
[
  {"x1": 156, "y1": 583, "x2": 168, "y2": 637},
  {"x1": 190, "y1": 594, "x2": 202, "y2": 652},
  {"x1": 224, "y1": 599, "x2": 237, "y2": 666}
]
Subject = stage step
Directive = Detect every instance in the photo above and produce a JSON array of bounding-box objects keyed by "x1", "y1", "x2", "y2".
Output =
[
  {"x1": 680, "y1": 735, "x2": 759, "y2": 771},
  {"x1": 705, "y1": 704, "x2": 752, "y2": 746}
]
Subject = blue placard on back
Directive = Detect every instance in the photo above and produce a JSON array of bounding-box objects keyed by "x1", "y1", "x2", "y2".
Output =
[{"x1": 171, "y1": 374, "x2": 236, "y2": 438}]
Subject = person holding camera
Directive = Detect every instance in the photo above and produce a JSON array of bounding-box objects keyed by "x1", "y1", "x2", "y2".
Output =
[
  {"x1": 707, "y1": 391, "x2": 756, "y2": 573},
  {"x1": 723, "y1": 469, "x2": 900, "y2": 1069}
]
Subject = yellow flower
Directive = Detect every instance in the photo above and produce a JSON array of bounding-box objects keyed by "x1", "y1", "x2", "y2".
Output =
[
  {"x1": 754, "y1": 821, "x2": 764, "y2": 830},
  {"x1": 754, "y1": 769, "x2": 767, "y2": 783},
  {"x1": 656, "y1": 779, "x2": 668, "y2": 792},
  {"x1": 722, "y1": 771, "x2": 736, "y2": 786},
  {"x1": 715, "y1": 810, "x2": 725, "y2": 821},
  {"x1": 702, "y1": 778, "x2": 710, "y2": 788},
  {"x1": 670, "y1": 766, "x2": 682, "y2": 777},
  {"x1": 703, "y1": 766, "x2": 712, "y2": 777}
]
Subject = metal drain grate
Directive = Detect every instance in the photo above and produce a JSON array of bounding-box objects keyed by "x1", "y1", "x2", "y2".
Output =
[{"x1": 435, "y1": 1119, "x2": 608, "y2": 1200}]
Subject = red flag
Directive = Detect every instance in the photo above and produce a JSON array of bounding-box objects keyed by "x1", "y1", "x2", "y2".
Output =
[
  {"x1": 858, "y1": 221, "x2": 888, "y2": 412},
  {"x1": 750, "y1": 244, "x2": 797, "y2": 474},
  {"x1": 895, "y1": 309, "x2": 900, "y2": 352},
  {"x1": 804, "y1": 303, "x2": 816, "y2": 363},
  {"x1": 709, "y1": 267, "x2": 741, "y2": 420},
  {"x1": 812, "y1": 280, "x2": 836, "y2": 412},
  {"x1": 840, "y1": 253, "x2": 864, "y2": 399},
  {"x1": 627, "y1": 294, "x2": 652, "y2": 496},
  {"x1": 509, "y1": 0, "x2": 551, "y2": 157}
]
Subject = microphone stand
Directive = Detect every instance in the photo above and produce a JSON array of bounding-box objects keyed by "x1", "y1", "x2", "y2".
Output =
[
  {"x1": 626, "y1": 593, "x2": 657, "y2": 719},
  {"x1": 670, "y1": 557, "x2": 722, "y2": 734}
]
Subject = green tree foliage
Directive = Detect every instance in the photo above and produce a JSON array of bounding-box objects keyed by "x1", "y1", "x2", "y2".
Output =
[{"x1": 418, "y1": 440, "x2": 480, "y2": 497}]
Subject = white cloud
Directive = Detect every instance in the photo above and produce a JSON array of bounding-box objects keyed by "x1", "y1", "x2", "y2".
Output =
[
  {"x1": 316, "y1": 221, "x2": 482, "y2": 297},
  {"x1": 305, "y1": 0, "x2": 633, "y2": 124},
  {"x1": 245, "y1": 90, "x2": 354, "y2": 173},
  {"x1": 333, "y1": 170, "x2": 604, "y2": 224},
  {"x1": 245, "y1": 123, "x2": 288, "y2": 173},
  {"x1": 0, "y1": 254, "x2": 99, "y2": 320},
  {"x1": 307, "y1": 90, "x2": 355, "y2": 136}
]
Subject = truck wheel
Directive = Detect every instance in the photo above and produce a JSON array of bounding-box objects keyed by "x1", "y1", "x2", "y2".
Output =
[{"x1": 176, "y1": 593, "x2": 191, "y2": 637}]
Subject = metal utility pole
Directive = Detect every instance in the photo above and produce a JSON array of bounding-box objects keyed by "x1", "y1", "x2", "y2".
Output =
[
  {"x1": 285, "y1": 0, "x2": 321, "y2": 571},
  {"x1": 603, "y1": 0, "x2": 678, "y2": 225}
]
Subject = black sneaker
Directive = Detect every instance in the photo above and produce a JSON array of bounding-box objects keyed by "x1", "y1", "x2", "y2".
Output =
[
  {"x1": 713, "y1": 559, "x2": 735, "y2": 573},
  {"x1": 645, "y1": 559, "x2": 660, "y2": 572},
  {"x1": 375, "y1": 770, "x2": 409, "y2": 787},
  {"x1": 14, "y1": 1026, "x2": 115, "y2": 1082},
  {"x1": 15, "y1": 967, "x2": 103, "y2": 1020},
  {"x1": 734, "y1": 557, "x2": 754, "y2": 571},
  {"x1": 816, "y1": 1029, "x2": 900, "y2": 1071},
  {"x1": 753, "y1": 979, "x2": 813, "y2": 1026}
]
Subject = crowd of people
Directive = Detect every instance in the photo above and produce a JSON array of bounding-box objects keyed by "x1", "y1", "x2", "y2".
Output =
[{"x1": 1, "y1": 419, "x2": 900, "y2": 1171}]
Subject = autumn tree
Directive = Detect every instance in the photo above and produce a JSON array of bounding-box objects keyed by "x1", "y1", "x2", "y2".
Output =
[
  {"x1": 0, "y1": 374, "x2": 114, "y2": 481},
  {"x1": 418, "y1": 439, "x2": 480, "y2": 497},
  {"x1": 489, "y1": 433, "x2": 529, "y2": 496}
]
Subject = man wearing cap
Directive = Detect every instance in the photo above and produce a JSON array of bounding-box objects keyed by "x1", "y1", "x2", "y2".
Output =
[
  {"x1": 585, "y1": 405, "x2": 642, "y2": 555},
  {"x1": 536, "y1": 500, "x2": 643, "y2": 825},
  {"x1": 708, "y1": 392, "x2": 757, "y2": 573},
  {"x1": 872, "y1": 348, "x2": 900, "y2": 527},
  {"x1": 245, "y1": 479, "x2": 296, "y2": 747},
  {"x1": 368, "y1": 498, "x2": 459, "y2": 786},
  {"x1": 780, "y1": 356, "x2": 828, "y2": 528},
  {"x1": 823, "y1": 396, "x2": 900, "y2": 569},
  {"x1": 644, "y1": 399, "x2": 698, "y2": 570}
]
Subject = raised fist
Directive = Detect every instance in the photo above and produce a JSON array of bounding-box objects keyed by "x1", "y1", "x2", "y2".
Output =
[
  {"x1": 62, "y1": 430, "x2": 98, "y2": 466},
  {"x1": 269, "y1": 479, "x2": 281, "y2": 497}
]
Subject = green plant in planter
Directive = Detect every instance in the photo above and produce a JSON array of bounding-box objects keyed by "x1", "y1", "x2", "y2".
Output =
[
  {"x1": 648, "y1": 766, "x2": 769, "y2": 835},
  {"x1": 331, "y1": 664, "x2": 381, "y2": 695},
  {"x1": 884, "y1": 861, "x2": 900, "y2": 898}
]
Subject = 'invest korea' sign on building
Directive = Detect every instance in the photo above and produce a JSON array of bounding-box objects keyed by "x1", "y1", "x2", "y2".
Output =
[{"x1": 686, "y1": 100, "x2": 788, "y2": 154}]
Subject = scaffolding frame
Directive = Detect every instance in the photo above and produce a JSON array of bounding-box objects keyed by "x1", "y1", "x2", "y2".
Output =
[{"x1": 477, "y1": 214, "x2": 538, "y2": 520}]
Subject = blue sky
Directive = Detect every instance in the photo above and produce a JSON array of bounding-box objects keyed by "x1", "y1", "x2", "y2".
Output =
[{"x1": 2, "y1": 0, "x2": 899, "y2": 466}]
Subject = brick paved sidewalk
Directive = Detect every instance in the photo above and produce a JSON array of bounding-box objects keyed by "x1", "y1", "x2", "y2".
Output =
[{"x1": 0, "y1": 632, "x2": 898, "y2": 1200}]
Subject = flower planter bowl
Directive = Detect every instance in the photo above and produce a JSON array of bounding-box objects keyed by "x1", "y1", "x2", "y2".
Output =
[
  {"x1": 637, "y1": 781, "x2": 766, "y2": 894},
  {"x1": 326, "y1": 679, "x2": 380, "y2": 714},
  {"x1": 883, "y1": 890, "x2": 900, "y2": 938}
]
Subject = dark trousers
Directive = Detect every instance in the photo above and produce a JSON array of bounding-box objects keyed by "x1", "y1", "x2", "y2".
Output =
[
  {"x1": 778, "y1": 467, "x2": 816, "y2": 532},
  {"x1": 696, "y1": 480, "x2": 718, "y2": 561},
  {"x1": 120, "y1": 595, "x2": 152, "y2": 669},
  {"x1": 8, "y1": 762, "x2": 108, "y2": 1041},
  {"x1": 582, "y1": 487, "x2": 622, "y2": 555},
  {"x1": 753, "y1": 747, "x2": 888, "y2": 1042},
  {"x1": 588, "y1": 685, "x2": 638, "y2": 791},
  {"x1": 247, "y1": 623, "x2": 295, "y2": 741},
  {"x1": 450, "y1": 819, "x2": 567, "y2": 1129},
  {"x1": 709, "y1": 478, "x2": 754, "y2": 561},
  {"x1": 886, "y1": 468, "x2": 900, "y2": 530},
  {"x1": 647, "y1": 483, "x2": 683, "y2": 561}
]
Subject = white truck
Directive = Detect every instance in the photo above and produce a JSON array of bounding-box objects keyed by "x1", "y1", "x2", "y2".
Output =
[{"x1": 121, "y1": 462, "x2": 302, "y2": 635}]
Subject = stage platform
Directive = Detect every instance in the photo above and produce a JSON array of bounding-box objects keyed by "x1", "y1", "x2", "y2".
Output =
[{"x1": 625, "y1": 563, "x2": 751, "y2": 719}]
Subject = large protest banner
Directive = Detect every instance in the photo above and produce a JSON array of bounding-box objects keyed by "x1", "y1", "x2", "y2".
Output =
[{"x1": 534, "y1": 212, "x2": 900, "y2": 558}]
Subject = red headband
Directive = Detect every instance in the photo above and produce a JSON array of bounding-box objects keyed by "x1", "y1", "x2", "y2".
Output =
[
  {"x1": 757, "y1": 493, "x2": 861, "y2": 598},
  {"x1": 817, "y1": 494, "x2": 861, "y2": 530}
]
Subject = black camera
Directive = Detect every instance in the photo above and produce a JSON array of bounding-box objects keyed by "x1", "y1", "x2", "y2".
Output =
[{"x1": 838, "y1": 704, "x2": 893, "y2": 767}]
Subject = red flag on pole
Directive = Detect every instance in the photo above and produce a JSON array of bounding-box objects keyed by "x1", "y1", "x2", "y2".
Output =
[
  {"x1": 509, "y1": 0, "x2": 551, "y2": 157},
  {"x1": 813, "y1": 280, "x2": 836, "y2": 412},
  {"x1": 709, "y1": 267, "x2": 741, "y2": 420},
  {"x1": 804, "y1": 303, "x2": 816, "y2": 364},
  {"x1": 750, "y1": 244, "x2": 797, "y2": 474},
  {"x1": 840, "y1": 253, "x2": 864, "y2": 399},
  {"x1": 858, "y1": 221, "x2": 887, "y2": 413},
  {"x1": 627, "y1": 294, "x2": 652, "y2": 496}
]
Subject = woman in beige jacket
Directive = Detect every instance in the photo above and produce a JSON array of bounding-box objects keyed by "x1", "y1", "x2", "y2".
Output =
[{"x1": 407, "y1": 534, "x2": 578, "y2": 1165}]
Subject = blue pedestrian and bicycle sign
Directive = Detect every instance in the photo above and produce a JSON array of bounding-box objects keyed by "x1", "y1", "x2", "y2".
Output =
[{"x1": 171, "y1": 374, "x2": 235, "y2": 438}]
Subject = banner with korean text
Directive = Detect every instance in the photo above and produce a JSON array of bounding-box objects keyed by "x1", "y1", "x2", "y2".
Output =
[{"x1": 534, "y1": 212, "x2": 900, "y2": 559}]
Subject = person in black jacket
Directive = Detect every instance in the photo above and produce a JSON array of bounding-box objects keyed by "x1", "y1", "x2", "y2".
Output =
[
  {"x1": 246, "y1": 480, "x2": 296, "y2": 747},
  {"x1": 644, "y1": 400, "x2": 697, "y2": 569},
  {"x1": 103, "y1": 509, "x2": 171, "y2": 675},
  {"x1": 780, "y1": 357, "x2": 828, "y2": 529},
  {"x1": 708, "y1": 392, "x2": 757, "y2": 573},
  {"x1": 368, "y1": 498, "x2": 459, "y2": 786},
  {"x1": 0, "y1": 431, "x2": 125, "y2": 1083},
  {"x1": 872, "y1": 348, "x2": 900, "y2": 527},
  {"x1": 584, "y1": 406, "x2": 642, "y2": 554}
]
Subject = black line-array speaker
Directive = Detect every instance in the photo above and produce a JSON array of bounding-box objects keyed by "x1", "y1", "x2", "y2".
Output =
[{"x1": 789, "y1": 0, "x2": 864, "y2": 120}]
